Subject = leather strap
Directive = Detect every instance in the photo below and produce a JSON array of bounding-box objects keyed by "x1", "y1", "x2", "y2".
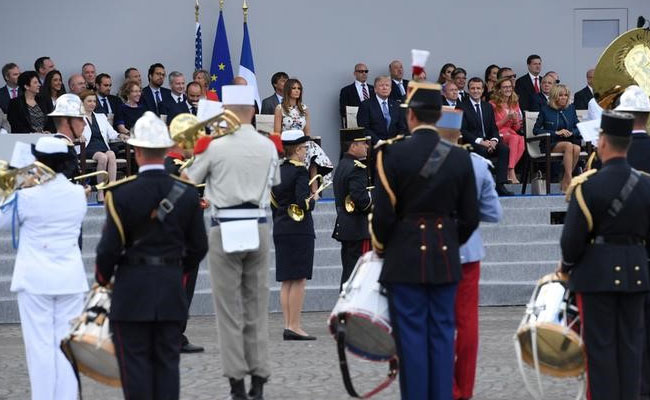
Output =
[
  {"x1": 335, "y1": 314, "x2": 399, "y2": 398},
  {"x1": 607, "y1": 169, "x2": 640, "y2": 218},
  {"x1": 153, "y1": 181, "x2": 188, "y2": 222},
  {"x1": 419, "y1": 139, "x2": 453, "y2": 179}
]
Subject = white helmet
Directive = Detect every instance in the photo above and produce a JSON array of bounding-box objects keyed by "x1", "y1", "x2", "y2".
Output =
[
  {"x1": 127, "y1": 111, "x2": 175, "y2": 149},
  {"x1": 48, "y1": 94, "x2": 85, "y2": 118},
  {"x1": 615, "y1": 85, "x2": 650, "y2": 112}
]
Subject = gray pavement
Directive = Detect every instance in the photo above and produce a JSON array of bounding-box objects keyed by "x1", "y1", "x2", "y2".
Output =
[{"x1": 0, "y1": 307, "x2": 581, "y2": 400}]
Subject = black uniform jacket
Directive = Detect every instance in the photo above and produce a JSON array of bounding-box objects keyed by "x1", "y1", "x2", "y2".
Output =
[
  {"x1": 372, "y1": 127, "x2": 479, "y2": 285},
  {"x1": 332, "y1": 153, "x2": 372, "y2": 242},
  {"x1": 561, "y1": 158, "x2": 650, "y2": 293},
  {"x1": 271, "y1": 160, "x2": 315, "y2": 237},
  {"x1": 628, "y1": 131, "x2": 650, "y2": 173},
  {"x1": 95, "y1": 169, "x2": 208, "y2": 321}
]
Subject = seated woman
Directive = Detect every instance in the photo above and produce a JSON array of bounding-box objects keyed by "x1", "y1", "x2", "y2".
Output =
[
  {"x1": 273, "y1": 78, "x2": 333, "y2": 188},
  {"x1": 193, "y1": 69, "x2": 218, "y2": 100},
  {"x1": 490, "y1": 77, "x2": 524, "y2": 183},
  {"x1": 116, "y1": 80, "x2": 145, "y2": 134},
  {"x1": 271, "y1": 130, "x2": 316, "y2": 341},
  {"x1": 80, "y1": 90, "x2": 123, "y2": 202},
  {"x1": 8, "y1": 71, "x2": 47, "y2": 133},
  {"x1": 39, "y1": 70, "x2": 66, "y2": 132},
  {"x1": 533, "y1": 84, "x2": 582, "y2": 192},
  {"x1": 437, "y1": 63, "x2": 456, "y2": 84}
]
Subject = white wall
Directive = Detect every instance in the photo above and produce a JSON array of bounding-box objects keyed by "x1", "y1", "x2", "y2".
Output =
[{"x1": 1, "y1": 0, "x2": 646, "y2": 158}]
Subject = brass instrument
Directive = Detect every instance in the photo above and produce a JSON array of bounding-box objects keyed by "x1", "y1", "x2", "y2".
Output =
[
  {"x1": 169, "y1": 110, "x2": 241, "y2": 171},
  {"x1": 287, "y1": 175, "x2": 328, "y2": 222},
  {"x1": 0, "y1": 160, "x2": 57, "y2": 204},
  {"x1": 344, "y1": 186, "x2": 374, "y2": 214},
  {"x1": 71, "y1": 170, "x2": 109, "y2": 183}
]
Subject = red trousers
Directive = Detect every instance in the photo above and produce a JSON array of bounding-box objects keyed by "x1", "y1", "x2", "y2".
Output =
[{"x1": 453, "y1": 261, "x2": 480, "y2": 400}]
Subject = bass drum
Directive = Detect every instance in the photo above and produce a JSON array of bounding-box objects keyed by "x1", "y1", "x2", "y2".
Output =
[{"x1": 60, "y1": 284, "x2": 121, "y2": 387}]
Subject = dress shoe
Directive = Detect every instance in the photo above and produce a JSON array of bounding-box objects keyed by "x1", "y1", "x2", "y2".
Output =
[
  {"x1": 248, "y1": 375, "x2": 267, "y2": 400},
  {"x1": 283, "y1": 328, "x2": 316, "y2": 341},
  {"x1": 229, "y1": 378, "x2": 249, "y2": 400},
  {"x1": 496, "y1": 183, "x2": 514, "y2": 196},
  {"x1": 180, "y1": 341, "x2": 204, "y2": 353}
]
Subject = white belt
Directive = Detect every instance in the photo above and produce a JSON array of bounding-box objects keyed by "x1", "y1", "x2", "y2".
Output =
[{"x1": 214, "y1": 209, "x2": 266, "y2": 219}]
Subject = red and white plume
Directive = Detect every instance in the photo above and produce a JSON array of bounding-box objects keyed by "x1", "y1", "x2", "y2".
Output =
[{"x1": 411, "y1": 49, "x2": 430, "y2": 77}]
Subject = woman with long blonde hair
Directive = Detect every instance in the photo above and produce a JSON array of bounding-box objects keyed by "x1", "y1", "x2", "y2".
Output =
[{"x1": 490, "y1": 77, "x2": 524, "y2": 183}]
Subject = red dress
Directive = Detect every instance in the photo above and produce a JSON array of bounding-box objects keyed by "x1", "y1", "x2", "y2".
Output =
[{"x1": 490, "y1": 101, "x2": 524, "y2": 169}]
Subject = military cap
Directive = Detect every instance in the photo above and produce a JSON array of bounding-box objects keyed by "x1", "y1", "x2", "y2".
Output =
[
  {"x1": 340, "y1": 127, "x2": 368, "y2": 142},
  {"x1": 600, "y1": 110, "x2": 634, "y2": 137},
  {"x1": 400, "y1": 81, "x2": 442, "y2": 110}
]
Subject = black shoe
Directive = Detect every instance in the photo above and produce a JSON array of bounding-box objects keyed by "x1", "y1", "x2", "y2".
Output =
[
  {"x1": 248, "y1": 375, "x2": 267, "y2": 400},
  {"x1": 229, "y1": 378, "x2": 249, "y2": 400},
  {"x1": 283, "y1": 328, "x2": 317, "y2": 341},
  {"x1": 180, "y1": 341, "x2": 204, "y2": 353},
  {"x1": 496, "y1": 183, "x2": 514, "y2": 196}
]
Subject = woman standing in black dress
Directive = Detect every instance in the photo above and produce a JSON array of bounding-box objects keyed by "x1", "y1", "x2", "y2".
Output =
[{"x1": 271, "y1": 129, "x2": 317, "y2": 341}]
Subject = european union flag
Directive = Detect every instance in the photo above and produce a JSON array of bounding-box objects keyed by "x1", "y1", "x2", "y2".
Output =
[{"x1": 209, "y1": 10, "x2": 233, "y2": 100}]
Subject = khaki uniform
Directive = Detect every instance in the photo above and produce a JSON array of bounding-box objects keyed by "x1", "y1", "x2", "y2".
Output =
[{"x1": 187, "y1": 124, "x2": 280, "y2": 379}]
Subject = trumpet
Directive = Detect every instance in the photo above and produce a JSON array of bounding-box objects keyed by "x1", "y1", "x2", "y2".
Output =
[
  {"x1": 71, "y1": 170, "x2": 108, "y2": 183},
  {"x1": 344, "y1": 186, "x2": 374, "y2": 214},
  {"x1": 0, "y1": 160, "x2": 57, "y2": 204},
  {"x1": 287, "y1": 175, "x2": 330, "y2": 222},
  {"x1": 169, "y1": 110, "x2": 241, "y2": 172}
]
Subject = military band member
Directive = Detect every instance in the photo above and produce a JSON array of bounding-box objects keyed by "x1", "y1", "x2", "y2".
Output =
[
  {"x1": 371, "y1": 81, "x2": 479, "y2": 400},
  {"x1": 48, "y1": 93, "x2": 87, "y2": 179},
  {"x1": 332, "y1": 127, "x2": 372, "y2": 289},
  {"x1": 0, "y1": 137, "x2": 87, "y2": 400},
  {"x1": 271, "y1": 129, "x2": 317, "y2": 340},
  {"x1": 560, "y1": 110, "x2": 650, "y2": 400},
  {"x1": 184, "y1": 85, "x2": 280, "y2": 400},
  {"x1": 95, "y1": 112, "x2": 208, "y2": 400}
]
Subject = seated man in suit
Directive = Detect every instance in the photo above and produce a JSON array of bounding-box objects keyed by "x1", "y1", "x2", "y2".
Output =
[
  {"x1": 388, "y1": 60, "x2": 409, "y2": 103},
  {"x1": 1, "y1": 63, "x2": 20, "y2": 114},
  {"x1": 94, "y1": 73, "x2": 124, "y2": 128},
  {"x1": 443, "y1": 82, "x2": 461, "y2": 108},
  {"x1": 167, "y1": 81, "x2": 202, "y2": 124},
  {"x1": 573, "y1": 68, "x2": 594, "y2": 110},
  {"x1": 139, "y1": 63, "x2": 173, "y2": 116},
  {"x1": 124, "y1": 67, "x2": 142, "y2": 86},
  {"x1": 160, "y1": 71, "x2": 186, "y2": 118},
  {"x1": 82, "y1": 62, "x2": 96, "y2": 90},
  {"x1": 68, "y1": 74, "x2": 86, "y2": 95},
  {"x1": 452, "y1": 68, "x2": 468, "y2": 102},
  {"x1": 356, "y1": 75, "x2": 407, "y2": 144},
  {"x1": 529, "y1": 74, "x2": 554, "y2": 112},
  {"x1": 261, "y1": 71, "x2": 288, "y2": 115},
  {"x1": 460, "y1": 77, "x2": 512, "y2": 196},
  {"x1": 515, "y1": 54, "x2": 543, "y2": 112},
  {"x1": 339, "y1": 63, "x2": 374, "y2": 122},
  {"x1": 34, "y1": 56, "x2": 55, "y2": 85}
]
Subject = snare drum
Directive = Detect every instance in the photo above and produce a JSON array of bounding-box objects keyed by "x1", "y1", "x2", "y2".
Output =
[{"x1": 60, "y1": 284, "x2": 121, "y2": 387}]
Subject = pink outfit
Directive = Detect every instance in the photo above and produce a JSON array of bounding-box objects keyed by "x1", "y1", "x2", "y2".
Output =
[{"x1": 490, "y1": 101, "x2": 524, "y2": 169}]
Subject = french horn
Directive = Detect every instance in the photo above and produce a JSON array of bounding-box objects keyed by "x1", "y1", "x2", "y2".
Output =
[
  {"x1": 344, "y1": 186, "x2": 374, "y2": 214},
  {"x1": 287, "y1": 175, "x2": 330, "y2": 222}
]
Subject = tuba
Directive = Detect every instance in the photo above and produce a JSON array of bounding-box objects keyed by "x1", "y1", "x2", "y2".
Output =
[
  {"x1": 0, "y1": 160, "x2": 57, "y2": 204},
  {"x1": 169, "y1": 110, "x2": 241, "y2": 171},
  {"x1": 344, "y1": 186, "x2": 374, "y2": 214},
  {"x1": 287, "y1": 175, "x2": 331, "y2": 222}
]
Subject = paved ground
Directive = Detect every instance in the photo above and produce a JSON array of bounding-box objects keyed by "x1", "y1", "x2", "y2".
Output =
[{"x1": 0, "y1": 307, "x2": 582, "y2": 400}]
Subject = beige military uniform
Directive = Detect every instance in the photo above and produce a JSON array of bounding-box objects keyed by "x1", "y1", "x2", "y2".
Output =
[{"x1": 187, "y1": 124, "x2": 280, "y2": 380}]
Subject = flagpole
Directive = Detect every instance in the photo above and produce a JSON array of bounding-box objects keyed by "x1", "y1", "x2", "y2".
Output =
[
  {"x1": 242, "y1": 0, "x2": 248, "y2": 23},
  {"x1": 195, "y1": 0, "x2": 199, "y2": 23},
  {"x1": 220, "y1": 0, "x2": 224, "y2": 10}
]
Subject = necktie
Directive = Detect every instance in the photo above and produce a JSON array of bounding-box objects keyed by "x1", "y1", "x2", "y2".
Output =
[
  {"x1": 155, "y1": 90, "x2": 162, "y2": 104},
  {"x1": 177, "y1": 96, "x2": 183, "y2": 103},
  {"x1": 475, "y1": 103, "x2": 486, "y2": 137},
  {"x1": 190, "y1": 105, "x2": 197, "y2": 115},
  {"x1": 382, "y1": 100, "x2": 391, "y2": 130},
  {"x1": 101, "y1": 98, "x2": 109, "y2": 113},
  {"x1": 398, "y1": 82, "x2": 405, "y2": 96},
  {"x1": 10, "y1": 88, "x2": 17, "y2": 99},
  {"x1": 534, "y1": 77, "x2": 540, "y2": 93},
  {"x1": 361, "y1": 84, "x2": 369, "y2": 100}
]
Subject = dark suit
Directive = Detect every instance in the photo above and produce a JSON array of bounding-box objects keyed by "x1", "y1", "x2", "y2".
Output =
[
  {"x1": 356, "y1": 96, "x2": 407, "y2": 143},
  {"x1": 529, "y1": 92, "x2": 549, "y2": 112},
  {"x1": 339, "y1": 82, "x2": 374, "y2": 119},
  {"x1": 260, "y1": 93, "x2": 280, "y2": 115},
  {"x1": 561, "y1": 158, "x2": 650, "y2": 400},
  {"x1": 515, "y1": 74, "x2": 541, "y2": 111},
  {"x1": 0, "y1": 85, "x2": 12, "y2": 114},
  {"x1": 139, "y1": 86, "x2": 173, "y2": 116},
  {"x1": 96, "y1": 170, "x2": 208, "y2": 400},
  {"x1": 389, "y1": 79, "x2": 409, "y2": 103},
  {"x1": 332, "y1": 154, "x2": 371, "y2": 288},
  {"x1": 460, "y1": 99, "x2": 509, "y2": 184},
  {"x1": 166, "y1": 101, "x2": 194, "y2": 126},
  {"x1": 457, "y1": 91, "x2": 468, "y2": 103},
  {"x1": 573, "y1": 86, "x2": 593, "y2": 110},
  {"x1": 372, "y1": 128, "x2": 478, "y2": 399}
]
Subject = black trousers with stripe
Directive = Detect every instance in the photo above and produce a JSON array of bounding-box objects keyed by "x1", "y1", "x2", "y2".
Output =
[
  {"x1": 578, "y1": 292, "x2": 645, "y2": 400},
  {"x1": 111, "y1": 320, "x2": 183, "y2": 400},
  {"x1": 339, "y1": 239, "x2": 370, "y2": 291}
]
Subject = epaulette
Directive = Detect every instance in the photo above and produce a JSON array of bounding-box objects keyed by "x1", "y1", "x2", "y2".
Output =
[
  {"x1": 101, "y1": 175, "x2": 137, "y2": 191},
  {"x1": 353, "y1": 160, "x2": 367, "y2": 169},
  {"x1": 565, "y1": 169, "x2": 598, "y2": 202},
  {"x1": 170, "y1": 174, "x2": 196, "y2": 186},
  {"x1": 287, "y1": 159, "x2": 305, "y2": 167},
  {"x1": 173, "y1": 159, "x2": 184, "y2": 166},
  {"x1": 373, "y1": 135, "x2": 405, "y2": 150}
]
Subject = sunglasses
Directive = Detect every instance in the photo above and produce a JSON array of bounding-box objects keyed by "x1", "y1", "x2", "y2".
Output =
[{"x1": 355, "y1": 70, "x2": 369, "y2": 73}]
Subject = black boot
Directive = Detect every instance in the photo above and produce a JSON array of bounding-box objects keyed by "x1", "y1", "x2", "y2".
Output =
[
  {"x1": 248, "y1": 375, "x2": 267, "y2": 400},
  {"x1": 229, "y1": 378, "x2": 249, "y2": 400}
]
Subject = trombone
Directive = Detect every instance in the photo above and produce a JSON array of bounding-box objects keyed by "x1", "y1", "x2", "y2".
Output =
[
  {"x1": 71, "y1": 170, "x2": 111, "y2": 190},
  {"x1": 287, "y1": 175, "x2": 331, "y2": 222}
]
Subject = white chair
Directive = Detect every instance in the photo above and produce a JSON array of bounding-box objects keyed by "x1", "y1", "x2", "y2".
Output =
[
  {"x1": 345, "y1": 106, "x2": 359, "y2": 129},
  {"x1": 576, "y1": 109, "x2": 588, "y2": 122},
  {"x1": 255, "y1": 114, "x2": 275, "y2": 133}
]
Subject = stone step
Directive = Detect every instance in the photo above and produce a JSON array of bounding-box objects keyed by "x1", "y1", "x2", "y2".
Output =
[
  {"x1": 483, "y1": 242, "x2": 560, "y2": 263},
  {"x1": 480, "y1": 261, "x2": 558, "y2": 282},
  {"x1": 479, "y1": 282, "x2": 536, "y2": 306},
  {"x1": 480, "y1": 225, "x2": 562, "y2": 243}
]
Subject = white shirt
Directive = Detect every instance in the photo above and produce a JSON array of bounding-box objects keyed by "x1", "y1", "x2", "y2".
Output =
[
  {"x1": 276, "y1": 94, "x2": 283, "y2": 104},
  {"x1": 355, "y1": 80, "x2": 370, "y2": 102},
  {"x1": 445, "y1": 97, "x2": 457, "y2": 107},
  {"x1": 587, "y1": 98, "x2": 602, "y2": 121},
  {"x1": 0, "y1": 175, "x2": 88, "y2": 294},
  {"x1": 139, "y1": 164, "x2": 165, "y2": 173},
  {"x1": 96, "y1": 94, "x2": 112, "y2": 113},
  {"x1": 171, "y1": 92, "x2": 184, "y2": 103},
  {"x1": 529, "y1": 72, "x2": 541, "y2": 88}
]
